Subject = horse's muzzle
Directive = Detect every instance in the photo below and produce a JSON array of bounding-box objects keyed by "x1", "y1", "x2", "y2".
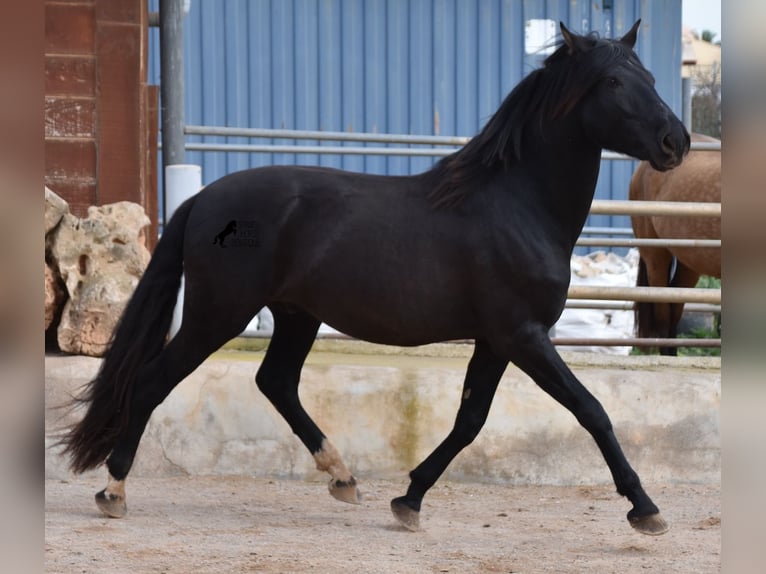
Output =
[{"x1": 651, "y1": 122, "x2": 691, "y2": 171}]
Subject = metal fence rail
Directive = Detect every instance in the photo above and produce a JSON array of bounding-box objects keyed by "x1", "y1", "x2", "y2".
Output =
[
  {"x1": 172, "y1": 126, "x2": 721, "y2": 161},
  {"x1": 575, "y1": 238, "x2": 719, "y2": 248},
  {"x1": 589, "y1": 199, "x2": 720, "y2": 217},
  {"x1": 184, "y1": 125, "x2": 472, "y2": 146},
  {"x1": 183, "y1": 125, "x2": 721, "y2": 151},
  {"x1": 240, "y1": 330, "x2": 721, "y2": 350},
  {"x1": 567, "y1": 285, "x2": 720, "y2": 305},
  {"x1": 183, "y1": 142, "x2": 457, "y2": 156}
]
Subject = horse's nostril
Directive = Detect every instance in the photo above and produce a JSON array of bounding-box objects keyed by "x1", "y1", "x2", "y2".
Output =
[{"x1": 661, "y1": 134, "x2": 675, "y2": 155}]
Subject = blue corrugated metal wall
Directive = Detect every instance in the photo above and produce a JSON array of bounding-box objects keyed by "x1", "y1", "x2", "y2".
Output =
[{"x1": 148, "y1": 0, "x2": 683, "y2": 237}]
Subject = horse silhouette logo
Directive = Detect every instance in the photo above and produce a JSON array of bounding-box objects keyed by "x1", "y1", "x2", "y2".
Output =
[{"x1": 212, "y1": 220, "x2": 237, "y2": 247}]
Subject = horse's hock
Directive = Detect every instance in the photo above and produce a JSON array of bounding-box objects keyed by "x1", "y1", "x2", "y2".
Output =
[{"x1": 46, "y1": 342, "x2": 720, "y2": 486}]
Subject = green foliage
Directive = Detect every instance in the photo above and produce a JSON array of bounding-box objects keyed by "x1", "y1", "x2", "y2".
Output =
[
  {"x1": 696, "y1": 275, "x2": 721, "y2": 289},
  {"x1": 676, "y1": 327, "x2": 721, "y2": 357},
  {"x1": 675, "y1": 275, "x2": 720, "y2": 356}
]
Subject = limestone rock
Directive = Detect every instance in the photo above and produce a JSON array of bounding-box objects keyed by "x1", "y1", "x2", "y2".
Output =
[
  {"x1": 45, "y1": 187, "x2": 69, "y2": 235},
  {"x1": 44, "y1": 261, "x2": 66, "y2": 331},
  {"x1": 45, "y1": 187, "x2": 69, "y2": 335},
  {"x1": 51, "y1": 202, "x2": 151, "y2": 356}
]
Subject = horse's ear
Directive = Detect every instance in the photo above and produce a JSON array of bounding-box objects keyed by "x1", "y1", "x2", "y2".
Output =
[
  {"x1": 560, "y1": 22, "x2": 576, "y2": 53},
  {"x1": 619, "y1": 19, "x2": 641, "y2": 49},
  {"x1": 560, "y1": 22, "x2": 586, "y2": 54}
]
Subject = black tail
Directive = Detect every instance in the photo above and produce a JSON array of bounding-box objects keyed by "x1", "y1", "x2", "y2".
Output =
[
  {"x1": 634, "y1": 256, "x2": 653, "y2": 339},
  {"x1": 59, "y1": 195, "x2": 197, "y2": 473}
]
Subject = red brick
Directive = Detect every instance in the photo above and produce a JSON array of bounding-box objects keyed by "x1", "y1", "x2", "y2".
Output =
[
  {"x1": 45, "y1": 97, "x2": 96, "y2": 138},
  {"x1": 45, "y1": 55, "x2": 95, "y2": 96},
  {"x1": 45, "y1": 3, "x2": 95, "y2": 55},
  {"x1": 96, "y1": 0, "x2": 139, "y2": 24},
  {"x1": 45, "y1": 139, "x2": 97, "y2": 181},
  {"x1": 96, "y1": 21, "x2": 141, "y2": 205}
]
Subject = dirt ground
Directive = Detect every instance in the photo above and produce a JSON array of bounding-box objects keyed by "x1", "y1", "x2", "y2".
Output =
[{"x1": 45, "y1": 475, "x2": 720, "y2": 573}]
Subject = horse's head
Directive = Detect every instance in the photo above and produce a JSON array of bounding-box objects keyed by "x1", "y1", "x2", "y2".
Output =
[{"x1": 560, "y1": 20, "x2": 690, "y2": 171}]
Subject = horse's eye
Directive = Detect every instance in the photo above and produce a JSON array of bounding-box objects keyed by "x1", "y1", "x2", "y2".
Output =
[{"x1": 606, "y1": 77, "x2": 620, "y2": 88}]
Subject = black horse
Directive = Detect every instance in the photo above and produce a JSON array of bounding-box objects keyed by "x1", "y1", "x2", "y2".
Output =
[{"x1": 60, "y1": 21, "x2": 689, "y2": 536}]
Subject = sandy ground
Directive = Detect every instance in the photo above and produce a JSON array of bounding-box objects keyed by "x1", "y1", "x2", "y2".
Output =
[{"x1": 45, "y1": 475, "x2": 720, "y2": 573}]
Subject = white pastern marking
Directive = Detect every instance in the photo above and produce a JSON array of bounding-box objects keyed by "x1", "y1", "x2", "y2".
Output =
[
  {"x1": 105, "y1": 473, "x2": 126, "y2": 499},
  {"x1": 313, "y1": 438, "x2": 353, "y2": 482}
]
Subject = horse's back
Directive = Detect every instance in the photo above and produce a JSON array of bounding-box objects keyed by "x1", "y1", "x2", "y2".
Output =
[{"x1": 182, "y1": 165, "x2": 423, "y2": 273}]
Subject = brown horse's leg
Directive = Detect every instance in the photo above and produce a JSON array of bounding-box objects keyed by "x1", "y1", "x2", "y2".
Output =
[
  {"x1": 661, "y1": 262, "x2": 702, "y2": 355},
  {"x1": 636, "y1": 248, "x2": 675, "y2": 349}
]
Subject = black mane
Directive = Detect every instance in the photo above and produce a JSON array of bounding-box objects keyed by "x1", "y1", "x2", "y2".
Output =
[{"x1": 426, "y1": 33, "x2": 636, "y2": 208}]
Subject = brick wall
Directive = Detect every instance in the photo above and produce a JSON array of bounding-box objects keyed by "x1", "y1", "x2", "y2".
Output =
[{"x1": 45, "y1": 0, "x2": 158, "y2": 246}]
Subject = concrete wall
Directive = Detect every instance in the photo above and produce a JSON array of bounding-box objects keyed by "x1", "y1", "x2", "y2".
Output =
[{"x1": 45, "y1": 343, "x2": 720, "y2": 486}]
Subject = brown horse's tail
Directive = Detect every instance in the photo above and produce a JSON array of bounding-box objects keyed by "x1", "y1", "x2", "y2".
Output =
[
  {"x1": 634, "y1": 255, "x2": 654, "y2": 339},
  {"x1": 57, "y1": 195, "x2": 197, "y2": 474}
]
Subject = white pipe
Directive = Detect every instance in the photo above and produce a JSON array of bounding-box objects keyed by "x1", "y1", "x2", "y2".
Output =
[
  {"x1": 165, "y1": 164, "x2": 202, "y2": 339},
  {"x1": 567, "y1": 285, "x2": 721, "y2": 304},
  {"x1": 589, "y1": 199, "x2": 720, "y2": 217}
]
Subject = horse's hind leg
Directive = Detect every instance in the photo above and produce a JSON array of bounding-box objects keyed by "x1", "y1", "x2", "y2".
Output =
[
  {"x1": 256, "y1": 307, "x2": 360, "y2": 504},
  {"x1": 661, "y1": 262, "x2": 702, "y2": 355},
  {"x1": 506, "y1": 323, "x2": 667, "y2": 535},
  {"x1": 96, "y1": 301, "x2": 256, "y2": 518},
  {"x1": 636, "y1": 248, "x2": 675, "y2": 350},
  {"x1": 391, "y1": 340, "x2": 507, "y2": 530}
]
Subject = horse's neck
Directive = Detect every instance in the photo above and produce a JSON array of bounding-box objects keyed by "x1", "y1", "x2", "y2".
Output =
[{"x1": 515, "y1": 120, "x2": 603, "y2": 246}]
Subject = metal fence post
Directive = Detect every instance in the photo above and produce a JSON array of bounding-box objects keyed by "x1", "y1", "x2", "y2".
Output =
[
  {"x1": 682, "y1": 76, "x2": 694, "y2": 132},
  {"x1": 160, "y1": 0, "x2": 186, "y2": 226}
]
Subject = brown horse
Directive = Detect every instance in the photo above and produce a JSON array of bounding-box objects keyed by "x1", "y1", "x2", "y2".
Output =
[{"x1": 630, "y1": 133, "x2": 720, "y2": 355}]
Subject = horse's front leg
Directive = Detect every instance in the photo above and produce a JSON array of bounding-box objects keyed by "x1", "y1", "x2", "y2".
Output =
[
  {"x1": 390, "y1": 340, "x2": 507, "y2": 530},
  {"x1": 506, "y1": 323, "x2": 668, "y2": 535}
]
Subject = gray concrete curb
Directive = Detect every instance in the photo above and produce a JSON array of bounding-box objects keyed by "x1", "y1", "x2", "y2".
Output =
[{"x1": 46, "y1": 345, "x2": 720, "y2": 486}]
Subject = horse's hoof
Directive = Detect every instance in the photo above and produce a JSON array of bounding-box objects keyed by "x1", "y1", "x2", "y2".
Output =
[
  {"x1": 391, "y1": 497, "x2": 420, "y2": 531},
  {"x1": 95, "y1": 489, "x2": 127, "y2": 518},
  {"x1": 328, "y1": 478, "x2": 361, "y2": 505},
  {"x1": 628, "y1": 512, "x2": 669, "y2": 535}
]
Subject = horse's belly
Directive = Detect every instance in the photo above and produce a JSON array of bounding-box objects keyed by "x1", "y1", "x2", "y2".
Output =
[
  {"x1": 308, "y1": 301, "x2": 477, "y2": 346},
  {"x1": 673, "y1": 247, "x2": 721, "y2": 278},
  {"x1": 651, "y1": 216, "x2": 721, "y2": 278}
]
